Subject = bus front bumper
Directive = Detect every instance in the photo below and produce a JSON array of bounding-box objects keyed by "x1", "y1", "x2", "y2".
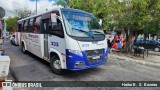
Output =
[{"x1": 66, "y1": 49, "x2": 108, "y2": 71}]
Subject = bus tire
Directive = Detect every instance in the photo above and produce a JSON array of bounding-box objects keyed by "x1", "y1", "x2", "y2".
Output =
[
  {"x1": 50, "y1": 56, "x2": 67, "y2": 75},
  {"x1": 22, "y1": 43, "x2": 27, "y2": 54}
]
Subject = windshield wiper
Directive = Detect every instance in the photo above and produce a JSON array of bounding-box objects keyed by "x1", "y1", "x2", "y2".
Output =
[
  {"x1": 72, "y1": 28, "x2": 94, "y2": 38},
  {"x1": 90, "y1": 30, "x2": 104, "y2": 34}
]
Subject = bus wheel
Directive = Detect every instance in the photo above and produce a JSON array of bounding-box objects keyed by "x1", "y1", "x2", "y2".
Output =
[
  {"x1": 50, "y1": 56, "x2": 67, "y2": 75},
  {"x1": 22, "y1": 43, "x2": 27, "y2": 54}
]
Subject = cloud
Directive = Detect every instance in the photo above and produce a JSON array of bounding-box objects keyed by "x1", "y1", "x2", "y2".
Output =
[{"x1": 0, "y1": 0, "x2": 61, "y2": 18}]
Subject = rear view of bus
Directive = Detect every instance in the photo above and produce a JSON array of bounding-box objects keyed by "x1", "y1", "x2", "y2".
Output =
[{"x1": 17, "y1": 8, "x2": 108, "y2": 75}]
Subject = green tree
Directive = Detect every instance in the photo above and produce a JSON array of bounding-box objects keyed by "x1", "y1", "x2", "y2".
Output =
[
  {"x1": 107, "y1": 0, "x2": 160, "y2": 51},
  {"x1": 70, "y1": 0, "x2": 110, "y2": 29},
  {"x1": 70, "y1": 0, "x2": 95, "y2": 13},
  {"x1": 56, "y1": 0, "x2": 70, "y2": 8},
  {"x1": 6, "y1": 8, "x2": 33, "y2": 33},
  {"x1": 112, "y1": 1, "x2": 160, "y2": 35},
  {"x1": 70, "y1": 0, "x2": 160, "y2": 34},
  {"x1": 70, "y1": 0, "x2": 160, "y2": 52},
  {"x1": 15, "y1": 7, "x2": 32, "y2": 19},
  {"x1": 5, "y1": 17, "x2": 18, "y2": 33}
]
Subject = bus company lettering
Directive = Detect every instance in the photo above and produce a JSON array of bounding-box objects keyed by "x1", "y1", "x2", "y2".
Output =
[
  {"x1": 22, "y1": 34, "x2": 28, "y2": 39},
  {"x1": 28, "y1": 34, "x2": 38, "y2": 38},
  {"x1": 73, "y1": 15, "x2": 91, "y2": 21},
  {"x1": 28, "y1": 34, "x2": 39, "y2": 43}
]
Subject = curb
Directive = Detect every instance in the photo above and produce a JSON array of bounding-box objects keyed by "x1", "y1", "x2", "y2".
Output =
[{"x1": 109, "y1": 54, "x2": 160, "y2": 68}]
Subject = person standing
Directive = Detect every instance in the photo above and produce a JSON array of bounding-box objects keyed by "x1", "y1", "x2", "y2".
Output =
[
  {"x1": 0, "y1": 28, "x2": 2, "y2": 38},
  {"x1": 107, "y1": 39, "x2": 112, "y2": 48},
  {"x1": 117, "y1": 40, "x2": 122, "y2": 50}
]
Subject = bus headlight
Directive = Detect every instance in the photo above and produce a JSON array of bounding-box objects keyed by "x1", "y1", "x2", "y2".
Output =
[{"x1": 69, "y1": 50, "x2": 83, "y2": 57}]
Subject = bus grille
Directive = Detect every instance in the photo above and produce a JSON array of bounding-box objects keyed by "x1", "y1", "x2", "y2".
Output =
[{"x1": 85, "y1": 49, "x2": 103, "y2": 64}]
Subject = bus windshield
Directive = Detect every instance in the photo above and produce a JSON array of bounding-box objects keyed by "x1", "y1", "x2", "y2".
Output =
[{"x1": 62, "y1": 11, "x2": 104, "y2": 37}]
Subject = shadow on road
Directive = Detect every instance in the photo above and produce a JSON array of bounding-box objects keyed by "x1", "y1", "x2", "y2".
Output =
[{"x1": 25, "y1": 50, "x2": 104, "y2": 77}]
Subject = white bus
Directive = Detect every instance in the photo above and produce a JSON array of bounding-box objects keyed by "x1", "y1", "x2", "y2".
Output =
[{"x1": 17, "y1": 8, "x2": 108, "y2": 74}]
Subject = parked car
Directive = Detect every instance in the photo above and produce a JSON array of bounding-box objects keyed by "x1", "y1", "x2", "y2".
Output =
[
  {"x1": 133, "y1": 40, "x2": 160, "y2": 52},
  {"x1": 10, "y1": 34, "x2": 16, "y2": 44},
  {"x1": 6, "y1": 35, "x2": 12, "y2": 40}
]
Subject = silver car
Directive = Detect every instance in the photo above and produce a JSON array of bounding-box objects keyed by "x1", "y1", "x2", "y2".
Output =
[{"x1": 10, "y1": 34, "x2": 16, "y2": 44}]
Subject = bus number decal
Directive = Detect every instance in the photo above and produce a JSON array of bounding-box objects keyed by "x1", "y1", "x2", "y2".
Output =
[
  {"x1": 82, "y1": 44, "x2": 89, "y2": 47},
  {"x1": 51, "y1": 42, "x2": 59, "y2": 47}
]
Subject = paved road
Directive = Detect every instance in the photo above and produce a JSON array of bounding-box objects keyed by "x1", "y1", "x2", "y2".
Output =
[{"x1": 4, "y1": 41, "x2": 160, "y2": 90}]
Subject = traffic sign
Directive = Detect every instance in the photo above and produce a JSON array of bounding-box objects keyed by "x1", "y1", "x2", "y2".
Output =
[{"x1": 0, "y1": 7, "x2": 5, "y2": 19}]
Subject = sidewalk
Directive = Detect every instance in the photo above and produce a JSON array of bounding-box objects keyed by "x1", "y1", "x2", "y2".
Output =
[
  {"x1": 149, "y1": 51, "x2": 160, "y2": 56},
  {"x1": 109, "y1": 53, "x2": 160, "y2": 68}
]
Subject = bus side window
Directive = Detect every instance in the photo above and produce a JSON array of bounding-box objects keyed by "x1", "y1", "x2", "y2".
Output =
[
  {"x1": 51, "y1": 22, "x2": 61, "y2": 31},
  {"x1": 34, "y1": 16, "x2": 41, "y2": 33},
  {"x1": 22, "y1": 21, "x2": 25, "y2": 32},
  {"x1": 49, "y1": 19, "x2": 64, "y2": 38},
  {"x1": 42, "y1": 18, "x2": 49, "y2": 34},
  {"x1": 18, "y1": 23, "x2": 22, "y2": 32},
  {"x1": 24, "y1": 20, "x2": 28, "y2": 32},
  {"x1": 29, "y1": 18, "x2": 34, "y2": 32},
  {"x1": 21, "y1": 21, "x2": 25, "y2": 32}
]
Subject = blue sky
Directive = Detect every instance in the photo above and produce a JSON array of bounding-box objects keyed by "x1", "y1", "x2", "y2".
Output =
[
  {"x1": 30, "y1": 0, "x2": 59, "y2": 2},
  {"x1": 49, "y1": 0, "x2": 59, "y2": 2},
  {"x1": 0, "y1": 0, "x2": 62, "y2": 18}
]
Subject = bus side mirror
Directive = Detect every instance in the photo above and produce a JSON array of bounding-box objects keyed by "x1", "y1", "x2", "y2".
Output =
[{"x1": 99, "y1": 19, "x2": 102, "y2": 26}]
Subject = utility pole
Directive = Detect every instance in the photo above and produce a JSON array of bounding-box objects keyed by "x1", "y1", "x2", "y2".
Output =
[
  {"x1": 36, "y1": 0, "x2": 37, "y2": 14},
  {"x1": 65, "y1": 0, "x2": 70, "y2": 8}
]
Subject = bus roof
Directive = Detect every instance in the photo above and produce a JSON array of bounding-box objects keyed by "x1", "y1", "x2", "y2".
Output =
[
  {"x1": 61, "y1": 8, "x2": 89, "y2": 14},
  {"x1": 17, "y1": 7, "x2": 60, "y2": 23},
  {"x1": 17, "y1": 8, "x2": 91, "y2": 23}
]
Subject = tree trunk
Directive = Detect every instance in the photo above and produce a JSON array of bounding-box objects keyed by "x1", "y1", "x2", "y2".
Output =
[
  {"x1": 135, "y1": 31, "x2": 138, "y2": 42},
  {"x1": 124, "y1": 29, "x2": 133, "y2": 53},
  {"x1": 143, "y1": 33, "x2": 147, "y2": 41}
]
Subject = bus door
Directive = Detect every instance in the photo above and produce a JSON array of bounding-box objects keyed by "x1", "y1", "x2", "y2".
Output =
[{"x1": 42, "y1": 18, "x2": 50, "y2": 59}]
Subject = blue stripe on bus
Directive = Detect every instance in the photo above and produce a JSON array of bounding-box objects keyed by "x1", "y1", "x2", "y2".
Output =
[{"x1": 66, "y1": 49, "x2": 108, "y2": 71}]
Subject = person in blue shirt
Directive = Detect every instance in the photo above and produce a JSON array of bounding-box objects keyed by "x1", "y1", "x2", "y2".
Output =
[{"x1": 117, "y1": 40, "x2": 122, "y2": 50}]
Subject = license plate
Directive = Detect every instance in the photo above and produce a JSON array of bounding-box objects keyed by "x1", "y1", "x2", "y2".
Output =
[{"x1": 93, "y1": 55, "x2": 100, "y2": 60}]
